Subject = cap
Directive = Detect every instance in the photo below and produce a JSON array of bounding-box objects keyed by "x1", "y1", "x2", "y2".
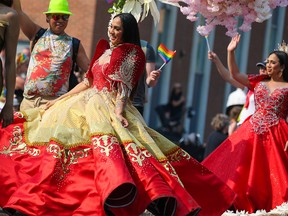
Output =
[
  {"x1": 256, "y1": 62, "x2": 266, "y2": 68},
  {"x1": 43, "y1": 0, "x2": 72, "y2": 15}
]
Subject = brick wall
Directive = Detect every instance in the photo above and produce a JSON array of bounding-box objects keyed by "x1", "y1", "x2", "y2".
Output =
[{"x1": 18, "y1": 0, "x2": 98, "y2": 58}]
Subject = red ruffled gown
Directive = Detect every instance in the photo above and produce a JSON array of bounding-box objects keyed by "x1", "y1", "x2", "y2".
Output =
[
  {"x1": 203, "y1": 74, "x2": 288, "y2": 213},
  {"x1": 0, "y1": 40, "x2": 235, "y2": 216}
]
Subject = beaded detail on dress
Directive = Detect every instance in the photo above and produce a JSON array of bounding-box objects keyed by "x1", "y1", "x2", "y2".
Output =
[
  {"x1": 108, "y1": 48, "x2": 138, "y2": 90},
  {"x1": 250, "y1": 82, "x2": 288, "y2": 134}
]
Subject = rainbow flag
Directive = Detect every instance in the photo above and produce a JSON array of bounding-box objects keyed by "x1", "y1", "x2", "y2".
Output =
[
  {"x1": 105, "y1": 0, "x2": 114, "y2": 3},
  {"x1": 157, "y1": 43, "x2": 176, "y2": 63}
]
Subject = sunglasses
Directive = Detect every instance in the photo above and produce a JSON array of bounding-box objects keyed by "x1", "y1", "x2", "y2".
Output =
[{"x1": 50, "y1": 14, "x2": 70, "y2": 21}]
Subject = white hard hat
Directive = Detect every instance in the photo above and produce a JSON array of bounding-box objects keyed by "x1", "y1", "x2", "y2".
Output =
[
  {"x1": 226, "y1": 88, "x2": 246, "y2": 114},
  {"x1": 226, "y1": 88, "x2": 246, "y2": 107}
]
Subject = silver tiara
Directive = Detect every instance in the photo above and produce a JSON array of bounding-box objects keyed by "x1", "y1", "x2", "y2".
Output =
[{"x1": 277, "y1": 40, "x2": 288, "y2": 54}]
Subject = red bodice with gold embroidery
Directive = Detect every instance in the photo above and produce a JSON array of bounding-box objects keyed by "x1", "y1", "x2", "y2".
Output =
[
  {"x1": 91, "y1": 61, "x2": 111, "y2": 91},
  {"x1": 86, "y1": 39, "x2": 145, "y2": 93}
]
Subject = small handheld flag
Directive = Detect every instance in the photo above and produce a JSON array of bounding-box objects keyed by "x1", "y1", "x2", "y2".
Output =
[
  {"x1": 205, "y1": 35, "x2": 211, "y2": 52},
  {"x1": 157, "y1": 43, "x2": 176, "y2": 70}
]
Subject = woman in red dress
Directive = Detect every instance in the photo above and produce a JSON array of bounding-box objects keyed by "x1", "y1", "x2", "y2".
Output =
[
  {"x1": 203, "y1": 35, "x2": 288, "y2": 213},
  {"x1": 0, "y1": 13, "x2": 235, "y2": 216}
]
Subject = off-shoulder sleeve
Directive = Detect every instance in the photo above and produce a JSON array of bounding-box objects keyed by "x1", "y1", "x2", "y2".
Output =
[
  {"x1": 248, "y1": 74, "x2": 270, "y2": 90},
  {"x1": 106, "y1": 43, "x2": 145, "y2": 91},
  {"x1": 84, "y1": 39, "x2": 110, "y2": 80}
]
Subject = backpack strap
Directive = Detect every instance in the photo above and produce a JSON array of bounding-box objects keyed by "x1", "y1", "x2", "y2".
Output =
[
  {"x1": 71, "y1": 37, "x2": 80, "y2": 73},
  {"x1": 68, "y1": 37, "x2": 80, "y2": 90},
  {"x1": 31, "y1": 28, "x2": 47, "y2": 52}
]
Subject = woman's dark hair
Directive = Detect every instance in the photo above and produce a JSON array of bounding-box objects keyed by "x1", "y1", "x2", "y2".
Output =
[
  {"x1": 269, "y1": 50, "x2": 288, "y2": 82},
  {"x1": 113, "y1": 13, "x2": 141, "y2": 47},
  {"x1": 113, "y1": 13, "x2": 141, "y2": 100},
  {"x1": 0, "y1": 0, "x2": 13, "y2": 7}
]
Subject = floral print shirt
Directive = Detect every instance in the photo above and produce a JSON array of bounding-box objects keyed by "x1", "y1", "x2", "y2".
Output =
[{"x1": 23, "y1": 29, "x2": 73, "y2": 98}]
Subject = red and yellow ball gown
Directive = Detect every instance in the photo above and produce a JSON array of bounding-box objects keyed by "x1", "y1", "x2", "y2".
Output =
[{"x1": 0, "y1": 40, "x2": 235, "y2": 216}]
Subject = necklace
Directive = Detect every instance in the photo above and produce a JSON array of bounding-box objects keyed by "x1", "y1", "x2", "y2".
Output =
[
  {"x1": 104, "y1": 49, "x2": 112, "y2": 56},
  {"x1": 104, "y1": 43, "x2": 121, "y2": 57}
]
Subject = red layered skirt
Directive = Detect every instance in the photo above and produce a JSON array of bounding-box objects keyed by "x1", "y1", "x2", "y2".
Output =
[
  {"x1": 203, "y1": 117, "x2": 288, "y2": 213},
  {"x1": 0, "y1": 89, "x2": 235, "y2": 215}
]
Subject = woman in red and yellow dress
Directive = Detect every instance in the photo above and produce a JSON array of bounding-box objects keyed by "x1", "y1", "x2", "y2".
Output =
[{"x1": 0, "y1": 13, "x2": 235, "y2": 216}]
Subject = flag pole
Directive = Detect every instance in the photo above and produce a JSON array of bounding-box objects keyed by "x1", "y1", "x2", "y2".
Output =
[
  {"x1": 158, "y1": 62, "x2": 166, "y2": 70},
  {"x1": 205, "y1": 35, "x2": 211, "y2": 52}
]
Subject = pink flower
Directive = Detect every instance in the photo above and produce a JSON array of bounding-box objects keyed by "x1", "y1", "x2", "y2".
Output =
[
  {"x1": 239, "y1": 23, "x2": 252, "y2": 32},
  {"x1": 180, "y1": 6, "x2": 192, "y2": 15},
  {"x1": 160, "y1": 0, "x2": 287, "y2": 37}
]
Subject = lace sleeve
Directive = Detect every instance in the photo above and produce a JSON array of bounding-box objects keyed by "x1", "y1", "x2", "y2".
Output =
[
  {"x1": 82, "y1": 76, "x2": 91, "y2": 87},
  {"x1": 115, "y1": 82, "x2": 129, "y2": 115}
]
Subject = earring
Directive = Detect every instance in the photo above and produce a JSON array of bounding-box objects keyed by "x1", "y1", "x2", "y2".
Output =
[{"x1": 279, "y1": 70, "x2": 283, "y2": 78}]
